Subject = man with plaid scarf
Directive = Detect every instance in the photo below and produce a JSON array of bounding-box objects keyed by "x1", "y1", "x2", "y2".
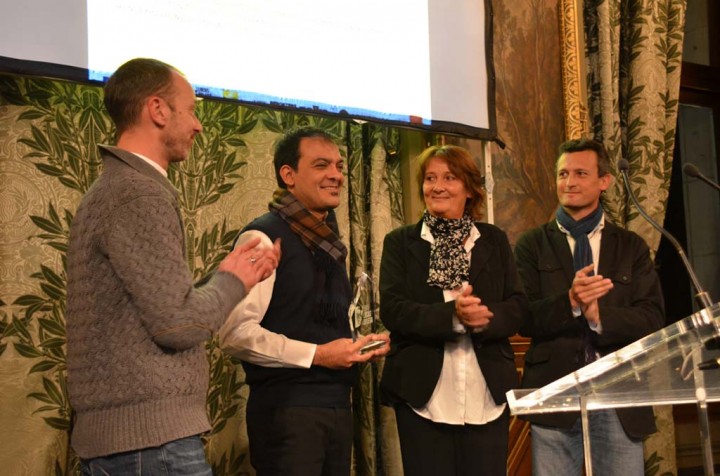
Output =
[{"x1": 220, "y1": 127, "x2": 389, "y2": 476}]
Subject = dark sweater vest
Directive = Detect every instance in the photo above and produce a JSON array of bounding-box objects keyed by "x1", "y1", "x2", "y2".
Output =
[{"x1": 243, "y1": 212, "x2": 356, "y2": 412}]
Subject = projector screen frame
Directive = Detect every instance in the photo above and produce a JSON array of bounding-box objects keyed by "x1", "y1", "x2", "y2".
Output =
[{"x1": 0, "y1": 0, "x2": 498, "y2": 141}]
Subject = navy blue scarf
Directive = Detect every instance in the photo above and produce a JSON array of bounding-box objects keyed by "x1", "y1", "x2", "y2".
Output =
[
  {"x1": 555, "y1": 205, "x2": 603, "y2": 274},
  {"x1": 556, "y1": 204, "x2": 603, "y2": 364}
]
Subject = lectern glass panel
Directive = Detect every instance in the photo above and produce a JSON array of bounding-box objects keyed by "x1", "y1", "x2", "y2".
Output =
[{"x1": 507, "y1": 304, "x2": 720, "y2": 414}]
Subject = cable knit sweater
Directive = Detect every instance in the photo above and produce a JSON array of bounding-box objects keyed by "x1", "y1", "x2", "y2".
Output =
[{"x1": 66, "y1": 145, "x2": 247, "y2": 458}]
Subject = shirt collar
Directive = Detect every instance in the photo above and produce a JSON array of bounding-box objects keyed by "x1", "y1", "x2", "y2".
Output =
[{"x1": 132, "y1": 152, "x2": 168, "y2": 178}]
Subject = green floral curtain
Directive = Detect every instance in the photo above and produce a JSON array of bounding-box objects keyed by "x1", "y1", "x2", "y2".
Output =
[
  {"x1": 585, "y1": 0, "x2": 685, "y2": 247},
  {"x1": 0, "y1": 75, "x2": 404, "y2": 475},
  {"x1": 584, "y1": 1, "x2": 686, "y2": 474}
]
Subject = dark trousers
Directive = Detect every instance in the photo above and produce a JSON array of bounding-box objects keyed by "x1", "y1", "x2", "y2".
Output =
[
  {"x1": 247, "y1": 406, "x2": 352, "y2": 476},
  {"x1": 394, "y1": 403, "x2": 509, "y2": 476}
]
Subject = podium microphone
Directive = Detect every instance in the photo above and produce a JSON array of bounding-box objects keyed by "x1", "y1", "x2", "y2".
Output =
[
  {"x1": 618, "y1": 159, "x2": 713, "y2": 309},
  {"x1": 683, "y1": 163, "x2": 720, "y2": 192}
]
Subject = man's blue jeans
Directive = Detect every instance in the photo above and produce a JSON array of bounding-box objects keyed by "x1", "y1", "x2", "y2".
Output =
[
  {"x1": 531, "y1": 409, "x2": 644, "y2": 476},
  {"x1": 81, "y1": 435, "x2": 212, "y2": 476}
]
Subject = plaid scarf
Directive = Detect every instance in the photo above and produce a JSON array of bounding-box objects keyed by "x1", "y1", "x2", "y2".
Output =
[
  {"x1": 424, "y1": 210, "x2": 475, "y2": 289},
  {"x1": 269, "y1": 189, "x2": 347, "y2": 263},
  {"x1": 269, "y1": 189, "x2": 351, "y2": 327}
]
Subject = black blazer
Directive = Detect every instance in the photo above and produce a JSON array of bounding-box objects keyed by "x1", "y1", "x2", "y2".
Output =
[
  {"x1": 379, "y1": 220, "x2": 528, "y2": 408},
  {"x1": 514, "y1": 220, "x2": 665, "y2": 438}
]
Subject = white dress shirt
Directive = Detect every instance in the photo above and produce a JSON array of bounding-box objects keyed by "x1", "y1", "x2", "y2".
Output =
[
  {"x1": 219, "y1": 229, "x2": 317, "y2": 368},
  {"x1": 412, "y1": 223, "x2": 505, "y2": 425},
  {"x1": 132, "y1": 152, "x2": 167, "y2": 177}
]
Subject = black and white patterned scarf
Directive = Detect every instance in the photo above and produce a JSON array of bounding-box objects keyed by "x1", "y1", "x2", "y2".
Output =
[{"x1": 424, "y1": 210, "x2": 475, "y2": 289}]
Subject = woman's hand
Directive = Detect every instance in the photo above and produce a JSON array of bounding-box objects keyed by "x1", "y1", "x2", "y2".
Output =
[{"x1": 455, "y1": 284, "x2": 494, "y2": 330}]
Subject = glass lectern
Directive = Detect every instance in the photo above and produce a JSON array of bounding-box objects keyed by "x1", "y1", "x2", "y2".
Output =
[{"x1": 507, "y1": 303, "x2": 720, "y2": 476}]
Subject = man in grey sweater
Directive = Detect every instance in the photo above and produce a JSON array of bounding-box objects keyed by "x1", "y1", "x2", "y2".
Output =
[{"x1": 66, "y1": 58, "x2": 280, "y2": 475}]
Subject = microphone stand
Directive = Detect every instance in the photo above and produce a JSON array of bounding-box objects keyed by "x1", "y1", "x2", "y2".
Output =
[
  {"x1": 619, "y1": 159, "x2": 713, "y2": 310},
  {"x1": 619, "y1": 159, "x2": 717, "y2": 476}
]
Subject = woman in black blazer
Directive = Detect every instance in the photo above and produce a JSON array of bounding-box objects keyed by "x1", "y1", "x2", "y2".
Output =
[{"x1": 379, "y1": 145, "x2": 528, "y2": 476}]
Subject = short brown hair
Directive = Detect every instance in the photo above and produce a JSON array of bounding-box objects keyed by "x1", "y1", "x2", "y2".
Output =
[
  {"x1": 557, "y1": 139, "x2": 612, "y2": 177},
  {"x1": 103, "y1": 58, "x2": 179, "y2": 136},
  {"x1": 416, "y1": 145, "x2": 485, "y2": 220}
]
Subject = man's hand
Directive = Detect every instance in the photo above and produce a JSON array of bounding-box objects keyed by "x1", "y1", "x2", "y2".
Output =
[
  {"x1": 568, "y1": 263, "x2": 612, "y2": 326},
  {"x1": 219, "y1": 237, "x2": 281, "y2": 292},
  {"x1": 312, "y1": 334, "x2": 390, "y2": 369},
  {"x1": 455, "y1": 284, "x2": 494, "y2": 330}
]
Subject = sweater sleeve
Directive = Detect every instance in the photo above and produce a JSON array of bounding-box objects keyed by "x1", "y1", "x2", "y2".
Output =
[{"x1": 104, "y1": 193, "x2": 247, "y2": 350}]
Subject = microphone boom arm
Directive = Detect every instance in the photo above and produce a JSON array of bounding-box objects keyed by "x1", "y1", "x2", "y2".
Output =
[{"x1": 618, "y1": 161, "x2": 713, "y2": 309}]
